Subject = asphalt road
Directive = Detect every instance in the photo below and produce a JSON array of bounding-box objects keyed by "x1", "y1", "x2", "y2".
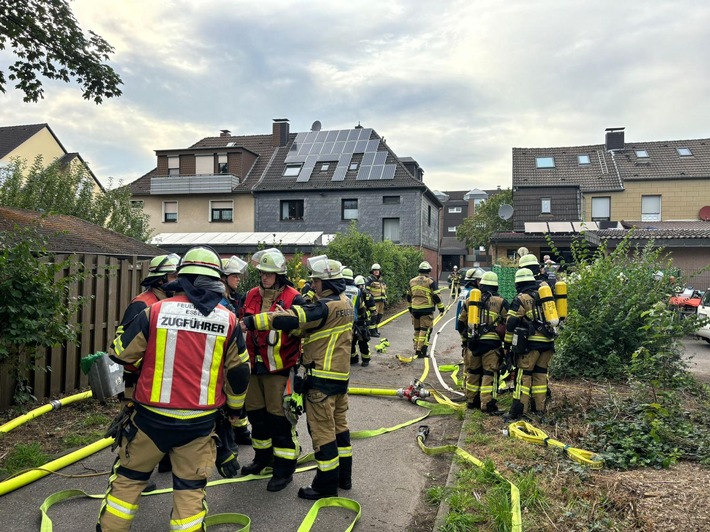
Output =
[
  {"x1": 683, "y1": 336, "x2": 710, "y2": 383},
  {"x1": 0, "y1": 296, "x2": 466, "y2": 532}
]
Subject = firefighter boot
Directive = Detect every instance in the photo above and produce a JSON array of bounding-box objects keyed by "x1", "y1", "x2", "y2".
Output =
[
  {"x1": 361, "y1": 355, "x2": 370, "y2": 367},
  {"x1": 241, "y1": 447, "x2": 273, "y2": 476},
  {"x1": 350, "y1": 353, "x2": 359, "y2": 365},
  {"x1": 467, "y1": 395, "x2": 481, "y2": 410}
]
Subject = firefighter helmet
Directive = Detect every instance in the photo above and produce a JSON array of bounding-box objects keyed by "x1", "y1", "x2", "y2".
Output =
[
  {"x1": 297, "y1": 279, "x2": 307, "y2": 290},
  {"x1": 308, "y1": 255, "x2": 344, "y2": 280},
  {"x1": 371, "y1": 263, "x2": 382, "y2": 272},
  {"x1": 252, "y1": 248, "x2": 287, "y2": 274},
  {"x1": 418, "y1": 261, "x2": 432, "y2": 272},
  {"x1": 342, "y1": 267, "x2": 354, "y2": 280},
  {"x1": 178, "y1": 247, "x2": 222, "y2": 278},
  {"x1": 146, "y1": 254, "x2": 180, "y2": 278},
  {"x1": 453, "y1": 265, "x2": 458, "y2": 270},
  {"x1": 518, "y1": 254, "x2": 540, "y2": 268},
  {"x1": 480, "y1": 271, "x2": 499, "y2": 287},
  {"x1": 515, "y1": 268, "x2": 535, "y2": 283},
  {"x1": 471, "y1": 268, "x2": 485, "y2": 280},
  {"x1": 221, "y1": 256, "x2": 248, "y2": 276},
  {"x1": 354, "y1": 275, "x2": 366, "y2": 286}
]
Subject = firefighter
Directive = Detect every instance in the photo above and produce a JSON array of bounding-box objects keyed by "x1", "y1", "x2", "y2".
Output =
[
  {"x1": 239, "y1": 248, "x2": 306, "y2": 492},
  {"x1": 354, "y1": 275, "x2": 376, "y2": 366},
  {"x1": 343, "y1": 268, "x2": 370, "y2": 366},
  {"x1": 98, "y1": 246, "x2": 250, "y2": 532},
  {"x1": 448, "y1": 265, "x2": 461, "y2": 299},
  {"x1": 366, "y1": 263, "x2": 387, "y2": 337},
  {"x1": 241, "y1": 255, "x2": 354, "y2": 499},
  {"x1": 457, "y1": 272, "x2": 509, "y2": 412},
  {"x1": 504, "y1": 268, "x2": 556, "y2": 420},
  {"x1": 115, "y1": 253, "x2": 180, "y2": 475},
  {"x1": 220, "y1": 256, "x2": 253, "y2": 446},
  {"x1": 407, "y1": 261, "x2": 445, "y2": 359}
]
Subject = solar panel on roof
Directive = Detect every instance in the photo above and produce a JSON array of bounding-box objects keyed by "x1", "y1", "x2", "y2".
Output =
[
  {"x1": 326, "y1": 130, "x2": 338, "y2": 142},
  {"x1": 524, "y1": 222, "x2": 549, "y2": 233},
  {"x1": 382, "y1": 165, "x2": 396, "y2": 179},
  {"x1": 547, "y1": 222, "x2": 574, "y2": 233},
  {"x1": 374, "y1": 151, "x2": 387, "y2": 164},
  {"x1": 366, "y1": 140, "x2": 379, "y2": 152}
]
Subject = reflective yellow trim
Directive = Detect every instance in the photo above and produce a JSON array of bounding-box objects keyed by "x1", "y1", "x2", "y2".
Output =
[
  {"x1": 317, "y1": 456, "x2": 339, "y2": 472},
  {"x1": 252, "y1": 438, "x2": 272, "y2": 450},
  {"x1": 238, "y1": 348, "x2": 249, "y2": 364},
  {"x1": 226, "y1": 393, "x2": 245, "y2": 410},
  {"x1": 311, "y1": 369, "x2": 349, "y2": 381},
  {"x1": 295, "y1": 306, "x2": 306, "y2": 324},
  {"x1": 151, "y1": 327, "x2": 168, "y2": 403},
  {"x1": 255, "y1": 313, "x2": 270, "y2": 330},
  {"x1": 338, "y1": 446, "x2": 353, "y2": 458},
  {"x1": 170, "y1": 509, "x2": 206, "y2": 531},
  {"x1": 105, "y1": 494, "x2": 138, "y2": 520},
  {"x1": 303, "y1": 323, "x2": 352, "y2": 344},
  {"x1": 113, "y1": 333, "x2": 125, "y2": 356},
  {"x1": 207, "y1": 336, "x2": 224, "y2": 405},
  {"x1": 142, "y1": 405, "x2": 217, "y2": 419},
  {"x1": 274, "y1": 446, "x2": 299, "y2": 460}
]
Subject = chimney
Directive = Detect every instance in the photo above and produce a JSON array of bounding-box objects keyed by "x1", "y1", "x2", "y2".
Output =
[
  {"x1": 605, "y1": 127, "x2": 625, "y2": 151},
  {"x1": 272, "y1": 118, "x2": 290, "y2": 147},
  {"x1": 220, "y1": 129, "x2": 231, "y2": 137}
]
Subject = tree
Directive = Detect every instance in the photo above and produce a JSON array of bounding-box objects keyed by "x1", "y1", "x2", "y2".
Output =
[
  {"x1": 0, "y1": 0, "x2": 122, "y2": 103},
  {"x1": 456, "y1": 189, "x2": 513, "y2": 250},
  {"x1": 0, "y1": 157, "x2": 152, "y2": 241}
]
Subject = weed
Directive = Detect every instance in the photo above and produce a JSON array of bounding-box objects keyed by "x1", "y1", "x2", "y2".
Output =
[
  {"x1": 0, "y1": 442, "x2": 50, "y2": 477},
  {"x1": 81, "y1": 413, "x2": 110, "y2": 428},
  {"x1": 62, "y1": 431, "x2": 104, "y2": 448},
  {"x1": 426, "y1": 485, "x2": 446, "y2": 505}
]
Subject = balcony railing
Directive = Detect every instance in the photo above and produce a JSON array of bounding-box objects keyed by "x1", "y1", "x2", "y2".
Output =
[{"x1": 150, "y1": 174, "x2": 240, "y2": 194}]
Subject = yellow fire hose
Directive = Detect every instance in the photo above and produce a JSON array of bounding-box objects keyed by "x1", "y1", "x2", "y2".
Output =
[
  {"x1": 507, "y1": 421, "x2": 604, "y2": 469},
  {"x1": 0, "y1": 390, "x2": 93, "y2": 433}
]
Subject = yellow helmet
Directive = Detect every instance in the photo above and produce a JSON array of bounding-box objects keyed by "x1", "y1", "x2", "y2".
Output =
[
  {"x1": 297, "y1": 279, "x2": 307, "y2": 290},
  {"x1": 515, "y1": 268, "x2": 535, "y2": 283},
  {"x1": 418, "y1": 261, "x2": 432, "y2": 272},
  {"x1": 308, "y1": 255, "x2": 344, "y2": 280},
  {"x1": 354, "y1": 275, "x2": 366, "y2": 286},
  {"x1": 342, "y1": 267, "x2": 354, "y2": 280},
  {"x1": 371, "y1": 263, "x2": 381, "y2": 272},
  {"x1": 480, "y1": 271, "x2": 499, "y2": 287},
  {"x1": 146, "y1": 254, "x2": 180, "y2": 278},
  {"x1": 252, "y1": 248, "x2": 287, "y2": 274},
  {"x1": 518, "y1": 254, "x2": 540, "y2": 268},
  {"x1": 178, "y1": 247, "x2": 222, "y2": 279},
  {"x1": 221, "y1": 256, "x2": 248, "y2": 275}
]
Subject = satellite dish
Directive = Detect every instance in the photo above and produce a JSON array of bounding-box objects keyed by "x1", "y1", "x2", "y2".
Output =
[
  {"x1": 498, "y1": 204, "x2": 514, "y2": 220},
  {"x1": 311, "y1": 120, "x2": 322, "y2": 132}
]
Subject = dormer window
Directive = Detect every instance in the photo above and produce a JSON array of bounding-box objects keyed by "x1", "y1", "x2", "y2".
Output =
[
  {"x1": 635, "y1": 150, "x2": 649, "y2": 158},
  {"x1": 226, "y1": 142, "x2": 236, "y2": 147},
  {"x1": 535, "y1": 157, "x2": 555, "y2": 169},
  {"x1": 578, "y1": 154, "x2": 591, "y2": 165},
  {"x1": 541, "y1": 198, "x2": 551, "y2": 214},
  {"x1": 320, "y1": 163, "x2": 330, "y2": 172},
  {"x1": 283, "y1": 164, "x2": 302, "y2": 177},
  {"x1": 676, "y1": 147, "x2": 693, "y2": 156}
]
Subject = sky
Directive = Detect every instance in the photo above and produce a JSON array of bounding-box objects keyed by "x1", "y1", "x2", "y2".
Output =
[{"x1": 2, "y1": 0, "x2": 710, "y2": 193}]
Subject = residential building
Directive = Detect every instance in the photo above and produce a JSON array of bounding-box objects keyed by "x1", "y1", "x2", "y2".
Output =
[
  {"x1": 0, "y1": 123, "x2": 103, "y2": 191},
  {"x1": 131, "y1": 119, "x2": 443, "y2": 275},
  {"x1": 491, "y1": 128, "x2": 710, "y2": 287}
]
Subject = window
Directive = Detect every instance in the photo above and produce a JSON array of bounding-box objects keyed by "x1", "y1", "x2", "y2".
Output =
[
  {"x1": 541, "y1": 198, "x2": 551, "y2": 214},
  {"x1": 448, "y1": 207, "x2": 462, "y2": 213},
  {"x1": 342, "y1": 199, "x2": 358, "y2": 220},
  {"x1": 428, "y1": 205, "x2": 432, "y2": 226},
  {"x1": 383, "y1": 218, "x2": 400, "y2": 242},
  {"x1": 448, "y1": 226, "x2": 457, "y2": 232},
  {"x1": 578, "y1": 154, "x2": 591, "y2": 165},
  {"x1": 535, "y1": 157, "x2": 555, "y2": 168},
  {"x1": 641, "y1": 195, "x2": 661, "y2": 222},
  {"x1": 210, "y1": 200, "x2": 233, "y2": 222},
  {"x1": 218, "y1": 154, "x2": 228, "y2": 174},
  {"x1": 473, "y1": 198, "x2": 484, "y2": 208},
  {"x1": 280, "y1": 200, "x2": 304, "y2": 221},
  {"x1": 196, "y1": 155, "x2": 213, "y2": 175},
  {"x1": 383, "y1": 195, "x2": 400, "y2": 205},
  {"x1": 591, "y1": 197, "x2": 610, "y2": 221},
  {"x1": 168, "y1": 156, "x2": 179, "y2": 176},
  {"x1": 320, "y1": 163, "x2": 330, "y2": 172},
  {"x1": 163, "y1": 201, "x2": 178, "y2": 223},
  {"x1": 635, "y1": 150, "x2": 649, "y2": 158},
  {"x1": 283, "y1": 164, "x2": 302, "y2": 177},
  {"x1": 130, "y1": 200, "x2": 144, "y2": 209},
  {"x1": 349, "y1": 161, "x2": 359, "y2": 171},
  {"x1": 676, "y1": 147, "x2": 693, "y2": 156}
]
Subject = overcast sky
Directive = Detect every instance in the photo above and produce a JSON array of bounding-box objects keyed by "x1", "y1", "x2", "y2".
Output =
[{"x1": 2, "y1": 0, "x2": 710, "y2": 192}]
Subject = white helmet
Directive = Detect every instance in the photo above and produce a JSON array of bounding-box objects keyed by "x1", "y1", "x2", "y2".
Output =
[
  {"x1": 308, "y1": 255, "x2": 344, "y2": 280},
  {"x1": 354, "y1": 275, "x2": 366, "y2": 286},
  {"x1": 252, "y1": 248, "x2": 287, "y2": 274},
  {"x1": 371, "y1": 263, "x2": 381, "y2": 272},
  {"x1": 221, "y1": 256, "x2": 248, "y2": 275}
]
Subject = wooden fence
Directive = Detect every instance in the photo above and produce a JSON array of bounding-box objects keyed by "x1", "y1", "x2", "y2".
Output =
[{"x1": 0, "y1": 254, "x2": 149, "y2": 411}]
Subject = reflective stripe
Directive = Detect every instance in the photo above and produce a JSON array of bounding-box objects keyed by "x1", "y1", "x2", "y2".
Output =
[
  {"x1": 106, "y1": 494, "x2": 138, "y2": 521},
  {"x1": 274, "y1": 446, "x2": 299, "y2": 460},
  {"x1": 199, "y1": 333, "x2": 221, "y2": 406},
  {"x1": 303, "y1": 323, "x2": 352, "y2": 344},
  {"x1": 113, "y1": 333, "x2": 125, "y2": 356},
  {"x1": 338, "y1": 446, "x2": 352, "y2": 458},
  {"x1": 170, "y1": 509, "x2": 206, "y2": 531},
  {"x1": 531, "y1": 385, "x2": 547, "y2": 394},
  {"x1": 317, "y1": 456, "x2": 339, "y2": 472},
  {"x1": 225, "y1": 392, "x2": 246, "y2": 410},
  {"x1": 255, "y1": 313, "x2": 270, "y2": 330},
  {"x1": 142, "y1": 405, "x2": 216, "y2": 419},
  {"x1": 252, "y1": 438, "x2": 272, "y2": 450},
  {"x1": 466, "y1": 382, "x2": 481, "y2": 393},
  {"x1": 311, "y1": 369, "x2": 349, "y2": 381},
  {"x1": 266, "y1": 330, "x2": 283, "y2": 370},
  {"x1": 295, "y1": 306, "x2": 306, "y2": 323}
]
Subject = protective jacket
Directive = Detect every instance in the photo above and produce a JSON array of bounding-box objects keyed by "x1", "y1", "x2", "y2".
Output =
[
  {"x1": 360, "y1": 290, "x2": 376, "y2": 324},
  {"x1": 459, "y1": 291, "x2": 509, "y2": 355},
  {"x1": 407, "y1": 274, "x2": 444, "y2": 316},
  {"x1": 447, "y1": 271, "x2": 461, "y2": 287},
  {"x1": 504, "y1": 287, "x2": 555, "y2": 351},
  {"x1": 244, "y1": 288, "x2": 354, "y2": 396},
  {"x1": 344, "y1": 283, "x2": 367, "y2": 322},
  {"x1": 366, "y1": 274, "x2": 387, "y2": 302},
  {"x1": 118, "y1": 288, "x2": 167, "y2": 329},
  {"x1": 243, "y1": 285, "x2": 304, "y2": 374},
  {"x1": 111, "y1": 293, "x2": 250, "y2": 418}
]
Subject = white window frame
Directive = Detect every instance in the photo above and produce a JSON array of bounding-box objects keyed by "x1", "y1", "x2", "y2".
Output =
[
  {"x1": 163, "y1": 201, "x2": 178, "y2": 223},
  {"x1": 591, "y1": 197, "x2": 610, "y2": 221},
  {"x1": 383, "y1": 218, "x2": 400, "y2": 243},
  {"x1": 541, "y1": 198, "x2": 552, "y2": 214},
  {"x1": 635, "y1": 149, "x2": 649, "y2": 158},
  {"x1": 448, "y1": 207, "x2": 462, "y2": 213},
  {"x1": 217, "y1": 154, "x2": 228, "y2": 174},
  {"x1": 168, "y1": 156, "x2": 179, "y2": 176},
  {"x1": 641, "y1": 195, "x2": 661, "y2": 222},
  {"x1": 448, "y1": 226, "x2": 457, "y2": 232},
  {"x1": 535, "y1": 157, "x2": 555, "y2": 169},
  {"x1": 676, "y1": 147, "x2": 693, "y2": 156},
  {"x1": 283, "y1": 164, "x2": 302, "y2": 177},
  {"x1": 578, "y1": 154, "x2": 591, "y2": 165},
  {"x1": 342, "y1": 198, "x2": 358, "y2": 220},
  {"x1": 210, "y1": 200, "x2": 233, "y2": 222}
]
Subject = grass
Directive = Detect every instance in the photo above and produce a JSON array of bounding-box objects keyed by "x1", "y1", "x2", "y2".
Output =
[{"x1": 0, "y1": 442, "x2": 51, "y2": 478}]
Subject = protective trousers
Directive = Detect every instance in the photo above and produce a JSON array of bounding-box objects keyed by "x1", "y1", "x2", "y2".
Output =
[
  {"x1": 245, "y1": 374, "x2": 299, "y2": 478},
  {"x1": 369, "y1": 301, "x2": 385, "y2": 335},
  {"x1": 410, "y1": 313, "x2": 433, "y2": 356},
  {"x1": 511, "y1": 348, "x2": 553, "y2": 414},
  {"x1": 350, "y1": 328, "x2": 370, "y2": 361},
  {"x1": 98, "y1": 413, "x2": 215, "y2": 532},
  {"x1": 305, "y1": 389, "x2": 350, "y2": 494}
]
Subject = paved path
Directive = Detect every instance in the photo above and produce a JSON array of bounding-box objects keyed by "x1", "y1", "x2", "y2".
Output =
[{"x1": 0, "y1": 299, "x2": 465, "y2": 532}]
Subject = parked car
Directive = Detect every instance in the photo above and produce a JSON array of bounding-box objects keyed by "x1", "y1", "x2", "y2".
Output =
[
  {"x1": 669, "y1": 287, "x2": 705, "y2": 319},
  {"x1": 696, "y1": 290, "x2": 710, "y2": 343}
]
